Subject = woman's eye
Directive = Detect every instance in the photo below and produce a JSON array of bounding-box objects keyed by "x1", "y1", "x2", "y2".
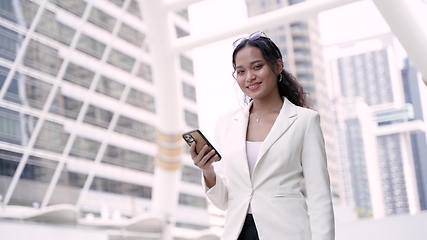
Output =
[
  {"x1": 254, "y1": 65, "x2": 262, "y2": 70},
  {"x1": 237, "y1": 70, "x2": 245, "y2": 75}
]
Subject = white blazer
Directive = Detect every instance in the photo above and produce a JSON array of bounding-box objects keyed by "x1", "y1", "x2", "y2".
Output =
[{"x1": 203, "y1": 98, "x2": 335, "y2": 240}]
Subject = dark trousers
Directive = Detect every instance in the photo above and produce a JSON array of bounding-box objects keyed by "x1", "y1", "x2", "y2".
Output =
[{"x1": 237, "y1": 214, "x2": 259, "y2": 240}]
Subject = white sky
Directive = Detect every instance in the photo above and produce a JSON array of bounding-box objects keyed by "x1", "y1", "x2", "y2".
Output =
[{"x1": 187, "y1": 0, "x2": 422, "y2": 141}]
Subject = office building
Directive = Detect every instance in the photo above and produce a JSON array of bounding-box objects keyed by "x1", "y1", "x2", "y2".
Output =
[
  {"x1": 326, "y1": 33, "x2": 425, "y2": 218},
  {"x1": 0, "y1": 0, "x2": 214, "y2": 239},
  {"x1": 401, "y1": 58, "x2": 427, "y2": 211}
]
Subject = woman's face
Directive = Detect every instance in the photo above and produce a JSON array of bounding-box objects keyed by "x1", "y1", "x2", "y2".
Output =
[{"x1": 234, "y1": 45, "x2": 281, "y2": 101}]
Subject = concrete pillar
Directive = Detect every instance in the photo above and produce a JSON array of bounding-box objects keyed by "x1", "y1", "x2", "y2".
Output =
[{"x1": 139, "y1": 1, "x2": 185, "y2": 239}]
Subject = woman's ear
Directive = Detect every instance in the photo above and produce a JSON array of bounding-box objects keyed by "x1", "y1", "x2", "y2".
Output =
[{"x1": 275, "y1": 59, "x2": 283, "y2": 74}]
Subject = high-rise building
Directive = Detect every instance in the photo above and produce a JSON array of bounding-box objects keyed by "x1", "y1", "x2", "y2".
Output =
[
  {"x1": 401, "y1": 58, "x2": 427, "y2": 211},
  {"x1": 0, "y1": 0, "x2": 213, "y2": 238},
  {"x1": 326, "y1": 33, "x2": 425, "y2": 218},
  {"x1": 244, "y1": 0, "x2": 343, "y2": 205}
]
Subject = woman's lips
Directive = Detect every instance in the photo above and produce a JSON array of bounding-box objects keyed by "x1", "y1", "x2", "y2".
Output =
[{"x1": 247, "y1": 82, "x2": 261, "y2": 91}]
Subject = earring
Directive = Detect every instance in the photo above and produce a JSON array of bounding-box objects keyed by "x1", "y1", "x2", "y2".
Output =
[{"x1": 278, "y1": 74, "x2": 282, "y2": 82}]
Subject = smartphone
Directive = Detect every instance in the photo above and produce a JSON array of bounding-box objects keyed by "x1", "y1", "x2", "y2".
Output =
[{"x1": 182, "y1": 129, "x2": 221, "y2": 161}]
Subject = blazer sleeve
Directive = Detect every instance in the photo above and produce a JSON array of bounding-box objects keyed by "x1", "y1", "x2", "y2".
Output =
[
  {"x1": 201, "y1": 113, "x2": 229, "y2": 211},
  {"x1": 301, "y1": 112, "x2": 335, "y2": 240}
]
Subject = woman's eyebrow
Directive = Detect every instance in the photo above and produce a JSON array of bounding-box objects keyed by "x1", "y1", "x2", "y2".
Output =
[
  {"x1": 236, "y1": 59, "x2": 264, "y2": 69},
  {"x1": 250, "y1": 60, "x2": 263, "y2": 65}
]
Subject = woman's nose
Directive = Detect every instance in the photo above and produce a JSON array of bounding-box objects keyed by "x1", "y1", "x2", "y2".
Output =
[{"x1": 246, "y1": 71, "x2": 256, "y2": 82}]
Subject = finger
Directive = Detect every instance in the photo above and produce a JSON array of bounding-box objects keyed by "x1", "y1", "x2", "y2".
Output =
[
  {"x1": 193, "y1": 145, "x2": 211, "y2": 167},
  {"x1": 189, "y1": 142, "x2": 197, "y2": 158},
  {"x1": 201, "y1": 149, "x2": 217, "y2": 165}
]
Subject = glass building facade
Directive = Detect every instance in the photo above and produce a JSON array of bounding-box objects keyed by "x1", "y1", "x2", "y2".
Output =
[{"x1": 0, "y1": 0, "x2": 210, "y2": 235}]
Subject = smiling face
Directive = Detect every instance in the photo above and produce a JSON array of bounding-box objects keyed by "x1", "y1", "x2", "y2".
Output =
[{"x1": 234, "y1": 45, "x2": 282, "y2": 102}]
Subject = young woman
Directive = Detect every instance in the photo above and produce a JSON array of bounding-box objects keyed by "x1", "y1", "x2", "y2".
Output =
[{"x1": 191, "y1": 31, "x2": 335, "y2": 240}]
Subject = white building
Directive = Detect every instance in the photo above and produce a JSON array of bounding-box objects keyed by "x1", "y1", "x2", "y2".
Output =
[
  {"x1": 325, "y1": 33, "x2": 426, "y2": 218},
  {"x1": 0, "y1": 0, "x2": 216, "y2": 239}
]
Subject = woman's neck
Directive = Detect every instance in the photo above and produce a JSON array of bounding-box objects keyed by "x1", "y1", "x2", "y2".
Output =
[{"x1": 251, "y1": 96, "x2": 284, "y2": 115}]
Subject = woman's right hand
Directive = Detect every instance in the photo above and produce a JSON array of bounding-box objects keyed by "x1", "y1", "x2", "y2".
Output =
[{"x1": 190, "y1": 142, "x2": 218, "y2": 188}]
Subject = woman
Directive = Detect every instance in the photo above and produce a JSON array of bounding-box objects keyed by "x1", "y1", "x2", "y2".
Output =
[{"x1": 191, "y1": 31, "x2": 335, "y2": 240}]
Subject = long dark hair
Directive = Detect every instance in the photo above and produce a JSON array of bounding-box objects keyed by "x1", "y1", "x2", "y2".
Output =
[{"x1": 232, "y1": 36, "x2": 310, "y2": 108}]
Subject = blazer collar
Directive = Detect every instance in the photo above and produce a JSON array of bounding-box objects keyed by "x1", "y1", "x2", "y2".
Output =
[
  {"x1": 257, "y1": 98, "x2": 298, "y2": 162},
  {"x1": 231, "y1": 98, "x2": 298, "y2": 174}
]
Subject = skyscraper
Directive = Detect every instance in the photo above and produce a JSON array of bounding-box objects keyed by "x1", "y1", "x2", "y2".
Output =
[
  {"x1": 326, "y1": 33, "x2": 425, "y2": 218},
  {"x1": 401, "y1": 58, "x2": 427, "y2": 211}
]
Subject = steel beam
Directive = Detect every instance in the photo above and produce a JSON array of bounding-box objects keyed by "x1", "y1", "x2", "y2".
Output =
[
  {"x1": 372, "y1": 0, "x2": 427, "y2": 83},
  {"x1": 172, "y1": 0, "x2": 360, "y2": 53}
]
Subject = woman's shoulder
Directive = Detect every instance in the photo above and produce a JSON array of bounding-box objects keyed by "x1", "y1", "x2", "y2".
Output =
[
  {"x1": 215, "y1": 106, "x2": 247, "y2": 129},
  {"x1": 285, "y1": 98, "x2": 319, "y2": 118},
  {"x1": 293, "y1": 105, "x2": 321, "y2": 123},
  {"x1": 296, "y1": 106, "x2": 318, "y2": 115},
  {"x1": 221, "y1": 106, "x2": 245, "y2": 117}
]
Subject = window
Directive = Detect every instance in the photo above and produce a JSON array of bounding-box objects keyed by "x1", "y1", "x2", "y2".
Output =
[
  {"x1": 70, "y1": 136, "x2": 101, "y2": 160},
  {"x1": 176, "y1": 9, "x2": 189, "y2": 20},
  {"x1": 288, "y1": 0, "x2": 304, "y2": 5},
  {"x1": 49, "y1": 0, "x2": 87, "y2": 17},
  {"x1": 184, "y1": 109, "x2": 198, "y2": 128},
  {"x1": 24, "y1": 75, "x2": 52, "y2": 110},
  {"x1": 64, "y1": 62, "x2": 95, "y2": 88},
  {"x1": 0, "y1": 0, "x2": 16, "y2": 22},
  {"x1": 96, "y1": 76, "x2": 124, "y2": 99},
  {"x1": 0, "y1": 108, "x2": 22, "y2": 144},
  {"x1": 36, "y1": 9, "x2": 75, "y2": 46},
  {"x1": 34, "y1": 121, "x2": 70, "y2": 153},
  {"x1": 107, "y1": 48, "x2": 135, "y2": 72},
  {"x1": 0, "y1": 26, "x2": 19, "y2": 61},
  {"x1": 118, "y1": 23, "x2": 145, "y2": 47},
  {"x1": 175, "y1": 26, "x2": 189, "y2": 38},
  {"x1": 127, "y1": 0, "x2": 143, "y2": 19},
  {"x1": 181, "y1": 165, "x2": 202, "y2": 185},
  {"x1": 136, "y1": 62, "x2": 153, "y2": 82},
  {"x1": 180, "y1": 55, "x2": 193, "y2": 74},
  {"x1": 50, "y1": 89, "x2": 83, "y2": 119},
  {"x1": 126, "y1": 88, "x2": 155, "y2": 112},
  {"x1": 19, "y1": 0, "x2": 39, "y2": 26},
  {"x1": 179, "y1": 193, "x2": 207, "y2": 208},
  {"x1": 103, "y1": 145, "x2": 155, "y2": 173},
  {"x1": 108, "y1": 0, "x2": 123, "y2": 7},
  {"x1": 24, "y1": 40, "x2": 62, "y2": 77},
  {"x1": 83, "y1": 105, "x2": 113, "y2": 129},
  {"x1": 76, "y1": 34, "x2": 106, "y2": 60},
  {"x1": 0, "y1": 150, "x2": 23, "y2": 177},
  {"x1": 182, "y1": 82, "x2": 196, "y2": 101},
  {"x1": 91, "y1": 177, "x2": 152, "y2": 199},
  {"x1": 88, "y1": 7, "x2": 116, "y2": 32},
  {"x1": 115, "y1": 116, "x2": 156, "y2": 142}
]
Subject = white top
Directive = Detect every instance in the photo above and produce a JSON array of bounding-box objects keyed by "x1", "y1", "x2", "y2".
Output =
[
  {"x1": 246, "y1": 141, "x2": 262, "y2": 214},
  {"x1": 246, "y1": 141, "x2": 262, "y2": 177}
]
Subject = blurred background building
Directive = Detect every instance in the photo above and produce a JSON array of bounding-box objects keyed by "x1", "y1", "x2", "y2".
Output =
[
  {"x1": 1, "y1": 0, "x2": 427, "y2": 240},
  {"x1": 0, "y1": 0, "x2": 215, "y2": 239},
  {"x1": 324, "y1": 33, "x2": 427, "y2": 219}
]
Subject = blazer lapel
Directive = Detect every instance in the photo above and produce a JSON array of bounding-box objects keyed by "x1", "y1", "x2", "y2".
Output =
[
  {"x1": 230, "y1": 103, "x2": 252, "y2": 181},
  {"x1": 256, "y1": 98, "x2": 298, "y2": 164}
]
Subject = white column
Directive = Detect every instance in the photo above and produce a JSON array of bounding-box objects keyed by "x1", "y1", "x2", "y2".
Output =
[
  {"x1": 372, "y1": 0, "x2": 427, "y2": 83},
  {"x1": 139, "y1": 1, "x2": 185, "y2": 239},
  {"x1": 358, "y1": 103, "x2": 385, "y2": 218},
  {"x1": 400, "y1": 132, "x2": 421, "y2": 215}
]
